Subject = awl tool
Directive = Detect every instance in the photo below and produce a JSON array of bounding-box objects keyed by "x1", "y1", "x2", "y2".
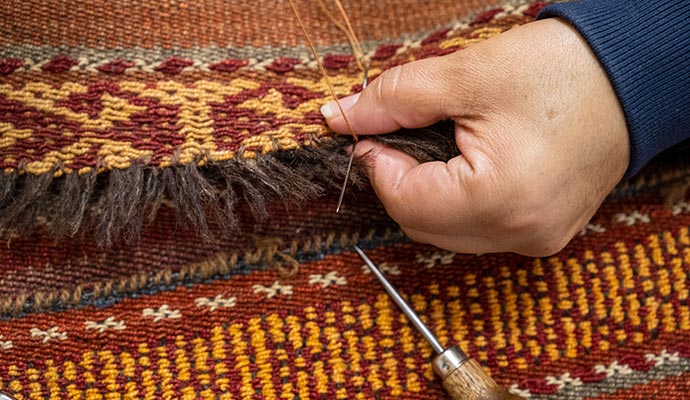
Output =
[{"x1": 354, "y1": 245, "x2": 523, "y2": 400}]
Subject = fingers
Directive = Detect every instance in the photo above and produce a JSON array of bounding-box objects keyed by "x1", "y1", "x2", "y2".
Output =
[
  {"x1": 354, "y1": 139, "x2": 473, "y2": 231},
  {"x1": 323, "y1": 53, "x2": 464, "y2": 135}
]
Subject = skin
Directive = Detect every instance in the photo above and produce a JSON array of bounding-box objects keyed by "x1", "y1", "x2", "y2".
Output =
[{"x1": 321, "y1": 18, "x2": 630, "y2": 257}]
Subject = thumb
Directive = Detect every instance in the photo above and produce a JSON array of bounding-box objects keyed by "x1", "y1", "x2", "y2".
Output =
[
  {"x1": 322, "y1": 53, "x2": 464, "y2": 134},
  {"x1": 353, "y1": 139, "x2": 473, "y2": 232}
]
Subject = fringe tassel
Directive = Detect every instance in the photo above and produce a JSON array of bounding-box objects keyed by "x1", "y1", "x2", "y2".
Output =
[
  {"x1": 0, "y1": 123, "x2": 458, "y2": 246},
  {"x1": 1, "y1": 125, "x2": 687, "y2": 247}
]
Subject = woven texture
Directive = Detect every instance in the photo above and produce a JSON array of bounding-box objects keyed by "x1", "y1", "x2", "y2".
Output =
[
  {"x1": 0, "y1": 0, "x2": 548, "y2": 244},
  {"x1": 2, "y1": 0, "x2": 690, "y2": 399},
  {"x1": 0, "y1": 0, "x2": 528, "y2": 174},
  {"x1": 1, "y1": 177, "x2": 690, "y2": 399}
]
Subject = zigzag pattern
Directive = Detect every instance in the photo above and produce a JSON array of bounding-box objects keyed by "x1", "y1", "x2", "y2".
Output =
[
  {"x1": 0, "y1": 4, "x2": 543, "y2": 176},
  {"x1": 0, "y1": 78, "x2": 347, "y2": 174}
]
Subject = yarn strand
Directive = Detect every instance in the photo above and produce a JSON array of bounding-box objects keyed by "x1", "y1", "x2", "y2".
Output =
[
  {"x1": 286, "y1": 0, "x2": 359, "y2": 141},
  {"x1": 316, "y1": 0, "x2": 365, "y2": 71},
  {"x1": 331, "y1": 0, "x2": 365, "y2": 63}
]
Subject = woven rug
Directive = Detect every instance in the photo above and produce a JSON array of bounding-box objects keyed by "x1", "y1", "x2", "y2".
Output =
[{"x1": 2, "y1": 0, "x2": 690, "y2": 398}]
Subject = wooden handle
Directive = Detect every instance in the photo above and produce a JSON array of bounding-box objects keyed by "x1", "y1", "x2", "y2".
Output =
[{"x1": 442, "y1": 359, "x2": 524, "y2": 400}]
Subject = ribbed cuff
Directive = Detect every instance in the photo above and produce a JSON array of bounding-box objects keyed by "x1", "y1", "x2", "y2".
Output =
[{"x1": 538, "y1": 0, "x2": 690, "y2": 177}]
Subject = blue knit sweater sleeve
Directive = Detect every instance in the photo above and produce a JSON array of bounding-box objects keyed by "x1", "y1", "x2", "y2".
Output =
[{"x1": 537, "y1": 0, "x2": 690, "y2": 177}]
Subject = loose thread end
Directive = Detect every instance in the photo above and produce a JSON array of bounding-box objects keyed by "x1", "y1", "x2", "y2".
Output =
[{"x1": 335, "y1": 144, "x2": 356, "y2": 213}]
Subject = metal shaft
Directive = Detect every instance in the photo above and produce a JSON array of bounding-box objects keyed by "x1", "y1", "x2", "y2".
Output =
[
  {"x1": 335, "y1": 64, "x2": 369, "y2": 214},
  {"x1": 354, "y1": 245, "x2": 445, "y2": 354}
]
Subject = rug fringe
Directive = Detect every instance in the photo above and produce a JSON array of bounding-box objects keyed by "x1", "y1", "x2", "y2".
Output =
[
  {"x1": 1, "y1": 126, "x2": 687, "y2": 246},
  {"x1": 0, "y1": 123, "x2": 458, "y2": 246}
]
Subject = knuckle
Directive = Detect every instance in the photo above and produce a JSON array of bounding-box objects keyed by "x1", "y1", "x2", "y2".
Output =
[
  {"x1": 489, "y1": 193, "x2": 575, "y2": 257},
  {"x1": 492, "y1": 190, "x2": 540, "y2": 234},
  {"x1": 375, "y1": 64, "x2": 406, "y2": 104},
  {"x1": 506, "y1": 213, "x2": 572, "y2": 257}
]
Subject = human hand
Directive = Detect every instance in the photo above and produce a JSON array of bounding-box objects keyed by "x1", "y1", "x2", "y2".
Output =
[{"x1": 322, "y1": 18, "x2": 629, "y2": 257}]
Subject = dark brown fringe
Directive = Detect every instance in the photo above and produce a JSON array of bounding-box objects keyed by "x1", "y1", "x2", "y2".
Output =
[
  {"x1": 0, "y1": 122, "x2": 458, "y2": 246},
  {"x1": 1, "y1": 124, "x2": 688, "y2": 247}
]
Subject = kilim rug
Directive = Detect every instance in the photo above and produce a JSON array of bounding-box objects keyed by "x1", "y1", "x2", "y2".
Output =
[{"x1": 2, "y1": 0, "x2": 690, "y2": 398}]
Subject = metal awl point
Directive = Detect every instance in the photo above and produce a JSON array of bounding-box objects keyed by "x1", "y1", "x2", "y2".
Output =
[
  {"x1": 335, "y1": 64, "x2": 369, "y2": 214},
  {"x1": 354, "y1": 244, "x2": 448, "y2": 355},
  {"x1": 353, "y1": 245, "x2": 525, "y2": 400}
]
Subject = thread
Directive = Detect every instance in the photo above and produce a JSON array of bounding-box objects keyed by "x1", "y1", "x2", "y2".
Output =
[
  {"x1": 286, "y1": 0, "x2": 360, "y2": 140},
  {"x1": 316, "y1": 0, "x2": 365, "y2": 71},
  {"x1": 331, "y1": 0, "x2": 365, "y2": 62}
]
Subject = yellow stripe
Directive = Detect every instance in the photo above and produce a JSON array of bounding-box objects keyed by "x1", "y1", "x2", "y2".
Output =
[
  {"x1": 661, "y1": 303, "x2": 676, "y2": 333},
  {"x1": 501, "y1": 266, "x2": 522, "y2": 358},
  {"x1": 192, "y1": 337, "x2": 211, "y2": 386},
  {"x1": 428, "y1": 283, "x2": 448, "y2": 347},
  {"x1": 399, "y1": 308, "x2": 421, "y2": 393},
  {"x1": 63, "y1": 361, "x2": 78, "y2": 399},
  {"x1": 138, "y1": 343, "x2": 156, "y2": 400},
  {"x1": 43, "y1": 360, "x2": 60, "y2": 400},
  {"x1": 98, "y1": 351, "x2": 120, "y2": 398},
  {"x1": 358, "y1": 302, "x2": 373, "y2": 330},
  {"x1": 538, "y1": 260, "x2": 558, "y2": 361},
  {"x1": 119, "y1": 352, "x2": 138, "y2": 400},
  {"x1": 323, "y1": 310, "x2": 348, "y2": 399},
  {"x1": 342, "y1": 301, "x2": 364, "y2": 391},
  {"x1": 155, "y1": 346, "x2": 174, "y2": 399},
  {"x1": 647, "y1": 234, "x2": 662, "y2": 265},
  {"x1": 534, "y1": 260, "x2": 556, "y2": 358},
  {"x1": 485, "y1": 275, "x2": 508, "y2": 366},
  {"x1": 646, "y1": 297, "x2": 660, "y2": 332},
  {"x1": 672, "y1": 256, "x2": 689, "y2": 301},
  {"x1": 572, "y1": 270, "x2": 590, "y2": 325},
  {"x1": 266, "y1": 314, "x2": 291, "y2": 400},
  {"x1": 604, "y1": 263, "x2": 623, "y2": 324},
  {"x1": 361, "y1": 334, "x2": 384, "y2": 391},
  {"x1": 446, "y1": 285, "x2": 468, "y2": 348},
  {"x1": 229, "y1": 323, "x2": 253, "y2": 398},
  {"x1": 211, "y1": 326, "x2": 230, "y2": 395},
  {"x1": 285, "y1": 315, "x2": 310, "y2": 399},
  {"x1": 627, "y1": 292, "x2": 642, "y2": 330},
  {"x1": 173, "y1": 336, "x2": 191, "y2": 382},
  {"x1": 304, "y1": 307, "x2": 328, "y2": 394},
  {"x1": 500, "y1": 266, "x2": 527, "y2": 368},
  {"x1": 548, "y1": 258, "x2": 571, "y2": 311},
  {"x1": 681, "y1": 303, "x2": 690, "y2": 332},
  {"x1": 374, "y1": 293, "x2": 401, "y2": 394},
  {"x1": 27, "y1": 368, "x2": 41, "y2": 400}
]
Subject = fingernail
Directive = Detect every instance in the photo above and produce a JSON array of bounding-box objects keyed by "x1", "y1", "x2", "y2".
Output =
[{"x1": 320, "y1": 93, "x2": 361, "y2": 119}]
